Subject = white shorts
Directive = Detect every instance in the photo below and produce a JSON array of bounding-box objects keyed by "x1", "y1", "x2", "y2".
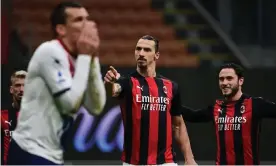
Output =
[{"x1": 123, "y1": 162, "x2": 178, "y2": 166}]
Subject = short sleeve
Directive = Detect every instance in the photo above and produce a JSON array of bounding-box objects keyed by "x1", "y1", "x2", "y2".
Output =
[
  {"x1": 170, "y1": 82, "x2": 182, "y2": 116},
  {"x1": 36, "y1": 42, "x2": 72, "y2": 96}
]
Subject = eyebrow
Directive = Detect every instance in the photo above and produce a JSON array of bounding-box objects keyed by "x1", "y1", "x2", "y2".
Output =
[
  {"x1": 136, "y1": 46, "x2": 152, "y2": 50},
  {"x1": 219, "y1": 76, "x2": 234, "y2": 79}
]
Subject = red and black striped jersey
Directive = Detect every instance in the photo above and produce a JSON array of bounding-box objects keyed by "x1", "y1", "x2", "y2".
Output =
[
  {"x1": 116, "y1": 71, "x2": 182, "y2": 165},
  {"x1": 183, "y1": 94, "x2": 276, "y2": 165},
  {"x1": 1, "y1": 106, "x2": 19, "y2": 165}
]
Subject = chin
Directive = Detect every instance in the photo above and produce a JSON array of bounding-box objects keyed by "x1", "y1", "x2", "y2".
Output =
[
  {"x1": 222, "y1": 92, "x2": 231, "y2": 97},
  {"x1": 223, "y1": 94, "x2": 230, "y2": 97},
  {"x1": 137, "y1": 64, "x2": 147, "y2": 68}
]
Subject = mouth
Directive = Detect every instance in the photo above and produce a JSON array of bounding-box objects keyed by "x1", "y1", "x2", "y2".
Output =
[
  {"x1": 137, "y1": 59, "x2": 146, "y2": 63},
  {"x1": 222, "y1": 87, "x2": 231, "y2": 93}
]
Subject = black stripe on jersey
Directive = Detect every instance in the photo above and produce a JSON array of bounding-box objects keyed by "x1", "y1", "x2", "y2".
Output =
[
  {"x1": 172, "y1": 82, "x2": 177, "y2": 163},
  {"x1": 124, "y1": 78, "x2": 133, "y2": 163},
  {"x1": 252, "y1": 100, "x2": 260, "y2": 165},
  {"x1": 233, "y1": 102, "x2": 245, "y2": 164},
  {"x1": 137, "y1": 77, "x2": 150, "y2": 164},
  {"x1": 53, "y1": 88, "x2": 70, "y2": 97},
  {"x1": 8, "y1": 106, "x2": 17, "y2": 131},
  {"x1": 219, "y1": 104, "x2": 227, "y2": 164},
  {"x1": 154, "y1": 78, "x2": 167, "y2": 164}
]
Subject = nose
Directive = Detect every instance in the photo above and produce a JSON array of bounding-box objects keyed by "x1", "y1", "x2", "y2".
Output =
[
  {"x1": 19, "y1": 85, "x2": 24, "y2": 92},
  {"x1": 139, "y1": 54, "x2": 145, "y2": 58},
  {"x1": 139, "y1": 49, "x2": 146, "y2": 56},
  {"x1": 86, "y1": 20, "x2": 97, "y2": 27},
  {"x1": 222, "y1": 80, "x2": 230, "y2": 87},
  {"x1": 92, "y1": 21, "x2": 97, "y2": 27}
]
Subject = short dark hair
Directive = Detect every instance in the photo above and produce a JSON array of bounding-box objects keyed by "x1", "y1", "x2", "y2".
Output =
[
  {"x1": 140, "y1": 35, "x2": 159, "y2": 52},
  {"x1": 50, "y1": 1, "x2": 83, "y2": 37},
  {"x1": 219, "y1": 63, "x2": 244, "y2": 78}
]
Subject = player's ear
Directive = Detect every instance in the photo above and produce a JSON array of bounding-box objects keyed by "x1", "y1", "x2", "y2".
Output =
[
  {"x1": 56, "y1": 24, "x2": 66, "y2": 37},
  {"x1": 154, "y1": 52, "x2": 160, "y2": 60},
  {"x1": 239, "y1": 77, "x2": 244, "y2": 86},
  {"x1": 10, "y1": 86, "x2": 13, "y2": 94}
]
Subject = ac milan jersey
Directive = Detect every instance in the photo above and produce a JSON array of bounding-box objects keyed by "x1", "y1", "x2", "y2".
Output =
[
  {"x1": 1, "y1": 106, "x2": 19, "y2": 165},
  {"x1": 182, "y1": 94, "x2": 276, "y2": 165},
  {"x1": 116, "y1": 71, "x2": 182, "y2": 165}
]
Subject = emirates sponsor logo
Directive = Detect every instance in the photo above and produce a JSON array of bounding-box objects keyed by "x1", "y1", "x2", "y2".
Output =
[
  {"x1": 215, "y1": 104, "x2": 248, "y2": 131},
  {"x1": 136, "y1": 94, "x2": 169, "y2": 111},
  {"x1": 215, "y1": 116, "x2": 247, "y2": 124},
  {"x1": 4, "y1": 130, "x2": 13, "y2": 142},
  {"x1": 215, "y1": 116, "x2": 247, "y2": 131}
]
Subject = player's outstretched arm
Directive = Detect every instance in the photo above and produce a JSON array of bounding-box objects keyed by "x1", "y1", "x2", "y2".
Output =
[
  {"x1": 83, "y1": 57, "x2": 106, "y2": 115},
  {"x1": 181, "y1": 105, "x2": 214, "y2": 122},
  {"x1": 36, "y1": 43, "x2": 92, "y2": 115},
  {"x1": 255, "y1": 97, "x2": 276, "y2": 118}
]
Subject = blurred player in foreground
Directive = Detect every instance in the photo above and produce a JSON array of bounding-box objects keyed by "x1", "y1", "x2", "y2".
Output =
[
  {"x1": 182, "y1": 63, "x2": 276, "y2": 165},
  {"x1": 1, "y1": 70, "x2": 27, "y2": 165},
  {"x1": 7, "y1": 1, "x2": 106, "y2": 165},
  {"x1": 104, "y1": 35, "x2": 196, "y2": 165}
]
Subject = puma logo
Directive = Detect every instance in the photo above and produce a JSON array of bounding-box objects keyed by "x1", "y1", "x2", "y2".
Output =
[
  {"x1": 5, "y1": 120, "x2": 12, "y2": 126},
  {"x1": 137, "y1": 85, "x2": 143, "y2": 91}
]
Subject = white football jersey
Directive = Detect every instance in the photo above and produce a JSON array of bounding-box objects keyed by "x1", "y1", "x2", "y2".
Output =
[{"x1": 12, "y1": 40, "x2": 106, "y2": 164}]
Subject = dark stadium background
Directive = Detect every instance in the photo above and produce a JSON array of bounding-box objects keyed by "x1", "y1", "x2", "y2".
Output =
[{"x1": 2, "y1": 0, "x2": 276, "y2": 165}]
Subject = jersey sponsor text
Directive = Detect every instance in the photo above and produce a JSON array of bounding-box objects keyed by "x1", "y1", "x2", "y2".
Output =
[{"x1": 136, "y1": 94, "x2": 169, "y2": 111}]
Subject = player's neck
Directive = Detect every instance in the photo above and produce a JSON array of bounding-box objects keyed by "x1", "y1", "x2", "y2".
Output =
[
  {"x1": 59, "y1": 38, "x2": 77, "y2": 58},
  {"x1": 226, "y1": 90, "x2": 243, "y2": 102},
  {"x1": 12, "y1": 100, "x2": 20, "y2": 110},
  {"x1": 137, "y1": 65, "x2": 156, "y2": 77}
]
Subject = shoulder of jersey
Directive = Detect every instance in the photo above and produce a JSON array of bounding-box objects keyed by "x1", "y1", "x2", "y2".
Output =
[
  {"x1": 158, "y1": 74, "x2": 168, "y2": 79},
  {"x1": 241, "y1": 94, "x2": 252, "y2": 99},
  {"x1": 33, "y1": 40, "x2": 65, "y2": 59},
  {"x1": 252, "y1": 96, "x2": 268, "y2": 102},
  {"x1": 126, "y1": 72, "x2": 139, "y2": 78},
  {"x1": 157, "y1": 75, "x2": 177, "y2": 84},
  {"x1": 35, "y1": 40, "x2": 60, "y2": 52},
  {"x1": 128, "y1": 72, "x2": 175, "y2": 83}
]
